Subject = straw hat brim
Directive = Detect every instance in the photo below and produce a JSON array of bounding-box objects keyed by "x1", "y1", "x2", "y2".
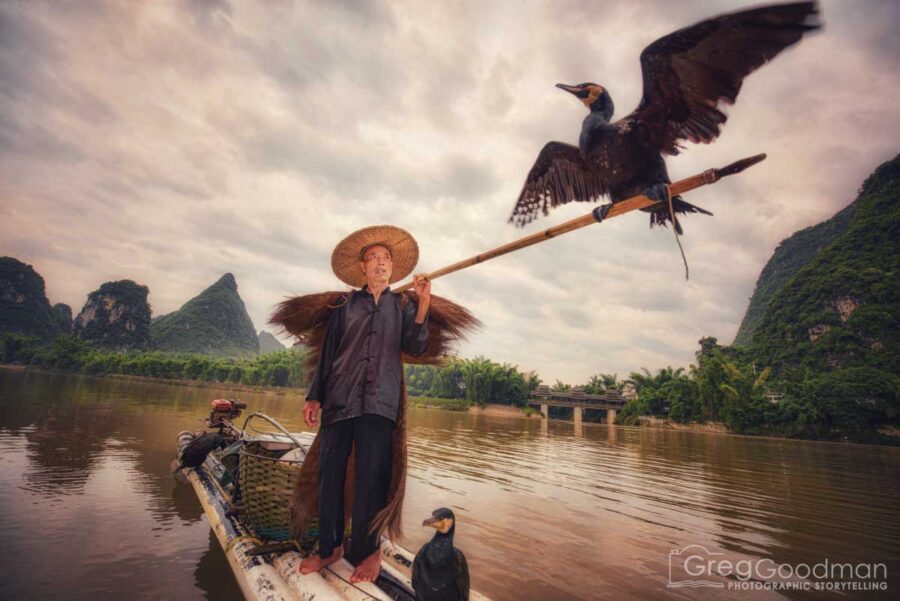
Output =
[{"x1": 331, "y1": 225, "x2": 419, "y2": 288}]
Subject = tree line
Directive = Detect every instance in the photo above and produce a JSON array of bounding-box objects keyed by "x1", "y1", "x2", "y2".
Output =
[
  {"x1": 1, "y1": 333, "x2": 544, "y2": 406},
  {"x1": 616, "y1": 337, "x2": 899, "y2": 442},
  {"x1": 5, "y1": 331, "x2": 897, "y2": 441},
  {"x1": 405, "y1": 356, "x2": 540, "y2": 408},
  {"x1": 1, "y1": 332, "x2": 307, "y2": 388}
]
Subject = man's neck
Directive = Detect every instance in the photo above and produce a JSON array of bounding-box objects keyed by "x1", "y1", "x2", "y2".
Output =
[{"x1": 364, "y1": 280, "x2": 390, "y2": 303}]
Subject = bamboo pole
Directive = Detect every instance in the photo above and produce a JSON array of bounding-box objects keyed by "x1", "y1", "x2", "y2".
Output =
[{"x1": 394, "y1": 153, "x2": 766, "y2": 292}]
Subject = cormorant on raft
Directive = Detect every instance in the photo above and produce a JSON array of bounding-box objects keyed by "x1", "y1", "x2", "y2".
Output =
[
  {"x1": 412, "y1": 508, "x2": 470, "y2": 601},
  {"x1": 175, "y1": 432, "x2": 226, "y2": 472},
  {"x1": 508, "y1": 1, "x2": 821, "y2": 234}
]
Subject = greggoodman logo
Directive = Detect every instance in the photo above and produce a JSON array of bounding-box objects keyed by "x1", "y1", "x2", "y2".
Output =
[{"x1": 667, "y1": 544, "x2": 888, "y2": 592}]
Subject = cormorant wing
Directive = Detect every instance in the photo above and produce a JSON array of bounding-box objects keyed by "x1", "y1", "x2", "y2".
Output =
[
  {"x1": 411, "y1": 551, "x2": 422, "y2": 599},
  {"x1": 508, "y1": 141, "x2": 609, "y2": 227},
  {"x1": 455, "y1": 548, "x2": 470, "y2": 601},
  {"x1": 623, "y1": 1, "x2": 820, "y2": 155}
]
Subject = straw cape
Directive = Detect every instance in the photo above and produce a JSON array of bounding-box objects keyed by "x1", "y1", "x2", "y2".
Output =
[
  {"x1": 267, "y1": 289, "x2": 480, "y2": 545},
  {"x1": 331, "y1": 224, "x2": 419, "y2": 288}
]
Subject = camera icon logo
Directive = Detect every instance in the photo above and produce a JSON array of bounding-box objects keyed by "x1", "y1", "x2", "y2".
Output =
[{"x1": 668, "y1": 544, "x2": 725, "y2": 588}]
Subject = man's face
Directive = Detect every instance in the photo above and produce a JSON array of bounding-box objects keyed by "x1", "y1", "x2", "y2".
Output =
[{"x1": 359, "y1": 244, "x2": 393, "y2": 286}]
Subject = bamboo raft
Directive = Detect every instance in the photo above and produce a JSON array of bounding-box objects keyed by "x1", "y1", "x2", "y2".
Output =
[{"x1": 175, "y1": 412, "x2": 493, "y2": 601}]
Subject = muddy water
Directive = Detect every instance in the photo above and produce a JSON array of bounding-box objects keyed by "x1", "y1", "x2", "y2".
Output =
[{"x1": 1, "y1": 366, "x2": 898, "y2": 600}]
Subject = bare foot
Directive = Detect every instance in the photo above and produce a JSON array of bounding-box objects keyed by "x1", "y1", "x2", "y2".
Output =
[
  {"x1": 350, "y1": 548, "x2": 381, "y2": 583},
  {"x1": 298, "y1": 546, "x2": 343, "y2": 574}
]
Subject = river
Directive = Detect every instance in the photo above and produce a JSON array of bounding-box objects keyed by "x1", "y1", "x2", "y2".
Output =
[{"x1": 0, "y1": 366, "x2": 898, "y2": 600}]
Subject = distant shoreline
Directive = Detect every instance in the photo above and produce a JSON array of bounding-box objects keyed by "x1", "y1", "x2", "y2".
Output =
[
  {"x1": 0, "y1": 365, "x2": 525, "y2": 414},
  {"x1": 4, "y1": 365, "x2": 898, "y2": 445},
  {"x1": 468, "y1": 403, "x2": 532, "y2": 418},
  {"x1": 1, "y1": 364, "x2": 302, "y2": 395}
]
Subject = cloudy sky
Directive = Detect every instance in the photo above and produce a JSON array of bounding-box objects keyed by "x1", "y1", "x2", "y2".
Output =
[{"x1": 1, "y1": 0, "x2": 898, "y2": 384}]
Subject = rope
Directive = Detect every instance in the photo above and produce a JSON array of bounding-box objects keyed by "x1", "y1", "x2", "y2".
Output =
[
  {"x1": 327, "y1": 294, "x2": 349, "y2": 309},
  {"x1": 667, "y1": 187, "x2": 690, "y2": 281},
  {"x1": 225, "y1": 534, "x2": 263, "y2": 554}
]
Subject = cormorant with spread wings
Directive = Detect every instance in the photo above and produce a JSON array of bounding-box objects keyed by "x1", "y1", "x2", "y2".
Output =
[{"x1": 508, "y1": 1, "x2": 821, "y2": 234}]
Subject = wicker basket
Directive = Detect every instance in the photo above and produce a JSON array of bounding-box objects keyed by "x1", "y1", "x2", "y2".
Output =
[{"x1": 237, "y1": 413, "x2": 306, "y2": 541}]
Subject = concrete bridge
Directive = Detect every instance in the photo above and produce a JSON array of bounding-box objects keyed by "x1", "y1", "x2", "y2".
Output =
[{"x1": 527, "y1": 385, "x2": 626, "y2": 425}]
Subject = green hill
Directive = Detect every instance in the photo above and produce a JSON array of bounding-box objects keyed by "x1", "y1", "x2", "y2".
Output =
[
  {"x1": 750, "y1": 154, "x2": 900, "y2": 376},
  {"x1": 72, "y1": 280, "x2": 151, "y2": 350},
  {"x1": 0, "y1": 257, "x2": 64, "y2": 342},
  {"x1": 149, "y1": 273, "x2": 259, "y2": 357},
  {"x1": 53, "y1": 303, "x2": 72, "y2": 333},
  {"x1": 258, "y1": 330, "x2": 286, "y2": 354},
  {"x1": 734, "y1": 203, "x2": 856, "y2": 346}
]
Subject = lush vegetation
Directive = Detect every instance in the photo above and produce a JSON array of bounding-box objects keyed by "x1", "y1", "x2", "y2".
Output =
[
  {"x1": 733, "y1": 203, "x2": 856, "y2": 347},
  {"x1": 1, "y1": 332, "x2": 307, "y2": 388},
  {"x1": 258, "y1": 330, "x2": 286, "y2": 353},
  {"x1": 149, "y1": 273, "x2": 260, "y2": 357},
  {"x1": 750, "y1": 156, "x2": 899, "y2": 377},
  {"x1": 52, "y1": 303, "x2": 72, "y2": 333},
  {"x1": 0, "y1": 256, "x2": 65, "y2": 343},
  {"x1": 5, "y1": 325, "x2": 897, "y2": 442},
  {"x1": 1, "y1": 333, "x2": 544, "y2": 409},
  {"x1": 2, "y1": 258, "x2": 265, "y2": 358},
  {"x1": 407, "y1": 396, "x2": 472, "y2": 411},
  {"x1": 405, "y1": 356, "x2": 541, "y2": 408},
  {"x1": 616, "y1": 336, "x2": 899, "y2": 442},
  {"x1": 617, "y1": 155, "x2": 900, "y2": 443},
  {"x1": 72, "y1": 279, "x2": 152, "y2": 350}
]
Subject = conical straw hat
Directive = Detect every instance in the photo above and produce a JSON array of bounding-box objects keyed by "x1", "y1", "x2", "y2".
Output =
[{"x1": 331, "y1": 225, "x2": 419, "y2": 288}]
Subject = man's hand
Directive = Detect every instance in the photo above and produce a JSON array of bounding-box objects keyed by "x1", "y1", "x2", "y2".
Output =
[
  {"x1": 303, "y1": 400, "x2": 321, "y2": 428},
  {"x1": 413, "y1": 273, "x2": 431, "y2": 301},
  {"x1": 412, "y1": 273, "x2": 431, "y2": 324}
]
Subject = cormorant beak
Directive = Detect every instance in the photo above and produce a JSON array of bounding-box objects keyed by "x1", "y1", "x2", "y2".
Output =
[
  {"x1": 555, "y1": 83, "x2": 584, "y2": 96},
  {"x1": 423, "y1": 516, "x2": 454, "y2": 533},
  {"x1": 423, "y1": 516, "x2": 440, "y2": 528}
]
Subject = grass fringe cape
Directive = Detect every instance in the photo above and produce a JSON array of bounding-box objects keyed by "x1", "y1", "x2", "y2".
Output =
[{"x1": 267, "y1": 290, "x2": 480, "y2": 545}]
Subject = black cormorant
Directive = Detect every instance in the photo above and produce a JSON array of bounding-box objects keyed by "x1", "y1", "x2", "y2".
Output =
[
  {"x1": 176, "y1": 432, "x2": 225, "y2": 471},
  {"x1": 411, "y1": 508, "x2": 469, "y2": 601},
  {"x1": 509, "y1": 1, "x2": 821, "y2": 234}
]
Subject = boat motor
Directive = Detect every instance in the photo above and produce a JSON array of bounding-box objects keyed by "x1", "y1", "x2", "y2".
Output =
[{"x1": 207, "y1": 398, "x2": 247, "y2": 429}]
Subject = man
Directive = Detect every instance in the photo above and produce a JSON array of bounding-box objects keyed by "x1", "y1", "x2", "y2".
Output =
[{"x1": 298, "y1": 225, "x2": 432, "y2": 583}]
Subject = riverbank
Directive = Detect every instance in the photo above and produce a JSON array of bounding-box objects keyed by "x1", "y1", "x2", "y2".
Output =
[
  {"x1": 0, "y1": 365, "x2": 483, "y2": 411},
  {"x1": 6, "y1": 365, "x2": 898, "y2": 444},
  {"x1": 1, "y1": 364, "x2": 300, "y2": 396},
  {"x1": 635, "y1": 413, "x2": 900, "y2": 446},
  {"x1": 638, "y1": 416, "x2": 729, "y2": 433},
  {"x1": 468, "y1": 403, "x2": 532, "y2": 418}
]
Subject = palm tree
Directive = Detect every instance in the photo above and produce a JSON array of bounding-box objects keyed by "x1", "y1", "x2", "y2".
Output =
[{"x1": 551, "y1": 379, "x2": 571, "y2": 392}]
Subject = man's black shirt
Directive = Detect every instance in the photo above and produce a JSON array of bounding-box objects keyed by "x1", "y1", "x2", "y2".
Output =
[{"x1": 305, "y1": 284, "x2": 430, "y2": 425}]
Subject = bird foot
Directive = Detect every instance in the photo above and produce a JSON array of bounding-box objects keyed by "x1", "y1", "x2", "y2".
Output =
[
  {"x1": 642, "y1": 183, "x2": 670, "y2": 204},
  {"x1": 349, "y1": 549, "x2": 382, "y2": 583}
]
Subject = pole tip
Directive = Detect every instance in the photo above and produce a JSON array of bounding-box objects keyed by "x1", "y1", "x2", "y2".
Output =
[{"x1": 719, "y1": 153, "x2": 767, "y2": 177}]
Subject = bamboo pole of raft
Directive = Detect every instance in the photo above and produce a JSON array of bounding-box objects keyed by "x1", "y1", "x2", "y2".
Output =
[{"x1": 393, "y1": 153, "x2": 767, "y2": 292}]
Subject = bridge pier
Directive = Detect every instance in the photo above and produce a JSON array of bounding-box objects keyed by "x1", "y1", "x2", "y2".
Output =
[
  {"x1": 573, "y1": 406, "x2": 582, "y2": 426},
  {"x1": 540, "y1": 404, "x2": 548, "y2": 419},
  {"x1": 607, "y1": 408, "x2": 617, "y2": 425}
]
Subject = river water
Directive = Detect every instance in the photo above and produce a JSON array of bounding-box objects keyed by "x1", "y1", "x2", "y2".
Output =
[{"x1": 0, "y1": 366, "x2": 898, "y2": 600}]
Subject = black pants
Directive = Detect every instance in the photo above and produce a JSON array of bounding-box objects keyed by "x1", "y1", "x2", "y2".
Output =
[{"x1": 317, "y1": 413, "x2": 394, "y2": 564}]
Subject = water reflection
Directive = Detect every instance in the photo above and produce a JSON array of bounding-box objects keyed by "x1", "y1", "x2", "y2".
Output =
[
  {"x1": 195, "y1": 529, "x2": 244, "y2": 601},
  {"x1": 172, "y1": 477, "x2": 205, "y2": 523},
  {"x1": 1, "y1": 366, "x2": 899, "y2": 601}
]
